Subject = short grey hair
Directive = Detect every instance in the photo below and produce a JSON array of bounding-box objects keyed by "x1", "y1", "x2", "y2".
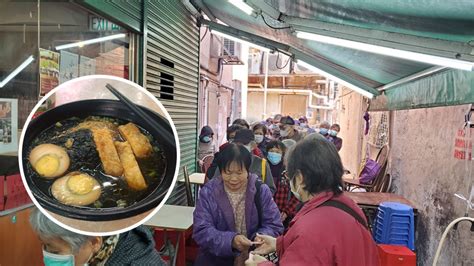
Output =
[
  {"x1": 305, "y1": 132, "x2": 327, "y2": 141},
  {"x1": 320, "y1": 121, "x2": 331, "y2": 129},
  {"x1": 30, "y1": 208, "x2": 94, "y2": 253},
  {"x1": 282, "y1": 139, "x2": 296, "y2": 149}
]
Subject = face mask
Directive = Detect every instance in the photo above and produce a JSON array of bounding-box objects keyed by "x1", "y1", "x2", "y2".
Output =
[
  {"x1": 329, "y1": 130, "x2": 338, "y2": 137},
  {"x1": 255, "y1": 135, "x2": 264, "y2": 144},
  {"x1": 280, "y1": 129, "x2": 289, "y2": 137},
  {"x1": 267, "y1": 152, "x2": 282, "y2": 165},
  {"x1": 290, "y1": 177, "x2": 303, "y2": 201},
  {"x1": 300, "y1": 123, "x2": 307, "y2": 127},
  {"x1": 201, "y1": 136, "x2": 211, "y2": 143},
  {"x1": 319, "y1": 128, "x2": 328, "y2": 135},
  {"x1": 43, "y1": 250, "x2": 74, "y2": 266}
]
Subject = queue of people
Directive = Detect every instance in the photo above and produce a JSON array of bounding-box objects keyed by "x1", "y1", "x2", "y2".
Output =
[
  {"x1": 28, "y1": 114, "x2": 367, "y2": 266},
  {"x1": 194, "y1": 115, "x2": 379, "y2": 265}
]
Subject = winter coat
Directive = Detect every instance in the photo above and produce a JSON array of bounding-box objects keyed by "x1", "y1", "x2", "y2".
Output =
[
  {"x1": 211, "y1": 155, "x2": 276, "y2": 194},
  {"x1": 259, "y1": 191, "x2": 380, "y2": 266},
  {"x1": 106, "y1": 226, "x2": 166, "y2": 265},
  {"x1": 193, "y1": 174, "x2": 284, "y2": 266}
]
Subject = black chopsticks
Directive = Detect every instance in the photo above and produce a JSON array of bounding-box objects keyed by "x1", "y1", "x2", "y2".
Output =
[{"x1": 105, "y1": 83, "x2": 176, "y2": 150}]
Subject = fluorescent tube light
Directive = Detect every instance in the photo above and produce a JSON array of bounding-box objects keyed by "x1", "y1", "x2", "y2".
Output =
[
  {"x1": 228, "y1": 0, "x2": 254, "y2": 15},
  {"x1": 55, "y1": 33, "x2": 126, "y2": 50},
  {"x1": 211, "y1": 30, "x2": 270, "y2": 52},
  {"x1": 296, "y1": 31, "x2": 474, "y2": 71},
  {"x1": 297, "y1": 60, "x2": 374, "y2": 99},
  {"x1": 0, "y1": 55, "x2": 34, "y2": 88}
]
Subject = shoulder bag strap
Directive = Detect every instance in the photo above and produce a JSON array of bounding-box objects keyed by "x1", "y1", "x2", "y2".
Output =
[{"x1": 320, "y1": 200, "x2": 369, "y2": 230}]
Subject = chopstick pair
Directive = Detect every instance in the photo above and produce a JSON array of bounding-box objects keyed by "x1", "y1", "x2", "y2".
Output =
[{"x1": 106, "y1": 83, "x2": 176, "y2": 150}]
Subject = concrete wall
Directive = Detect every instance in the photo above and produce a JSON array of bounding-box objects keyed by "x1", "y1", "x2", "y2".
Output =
[
  {"x1": 247, "y1": 92, "x2": 280, "y2": 120},
  {"x1": 337, "y1": 88, "x2": 365, "y2": 174},
  {"x1": 390, "y1": 104, "x2": 474, "y2": 265}
]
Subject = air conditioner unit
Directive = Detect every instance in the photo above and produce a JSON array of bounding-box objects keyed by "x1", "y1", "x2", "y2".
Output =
[{"x1": 221, "y1": 39, "x2": 243, "y2": 65}]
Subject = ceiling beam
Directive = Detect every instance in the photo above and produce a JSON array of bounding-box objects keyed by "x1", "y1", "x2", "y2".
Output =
[
  {"x1": 245, "y1": 0, "x2": 281, "y2": 20},
  {"x1": 201, "y1": 19, "x2": 380, "y2": 96},
  {"x1": 284, "y1": 16, "x2": 474, "y2": 63},
  {"x1": 200, "y1": 19, "x2": 291, "y2": 52},
  {"x1": 377, "y1": 66, "x2": 447, "y2": 91},
  {"x1": 245, "y1": 1, "x2": 474, "y2": 62}
]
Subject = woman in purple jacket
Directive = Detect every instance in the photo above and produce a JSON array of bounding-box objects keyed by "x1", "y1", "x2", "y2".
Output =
[{"x1": 193, "y1": 143, "x2": 284, "y2": 266}]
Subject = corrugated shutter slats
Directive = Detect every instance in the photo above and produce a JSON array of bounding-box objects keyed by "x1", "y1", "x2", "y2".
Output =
[{"x1": 144, "y1": 0, "x2": 199, "y2": 205}]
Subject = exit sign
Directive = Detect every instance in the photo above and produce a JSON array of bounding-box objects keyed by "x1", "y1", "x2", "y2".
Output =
[{"x1": 89, "y1": 16, "x2": 122, "y2": 31}]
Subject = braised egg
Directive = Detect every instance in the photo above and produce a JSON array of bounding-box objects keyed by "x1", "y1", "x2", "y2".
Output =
[
  {"x1": 29, "y1": 144, "x2": 70, "y2": 179},
  {"x1": 51, "y1": 172, "x2": 101, "y2": 206}
]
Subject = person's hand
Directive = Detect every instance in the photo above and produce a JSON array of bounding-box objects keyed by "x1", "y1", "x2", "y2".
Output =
[
  {"x1": 232, "y1": 234, "x2": 253, "y2": 252},
  {"x1": 245, "y1": 253, "x2": 269, "y2": 266},
  {"x1": 280, "y1": 212, "x2": 288, "y2": 222},
  {"x1": 253, "y1": 233, "x2": 276, "y2": 255}
]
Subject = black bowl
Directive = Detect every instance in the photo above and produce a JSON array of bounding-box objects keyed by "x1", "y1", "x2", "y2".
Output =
[{"x1": 22, "y1": 99, "x2": 177, "y2": 221}]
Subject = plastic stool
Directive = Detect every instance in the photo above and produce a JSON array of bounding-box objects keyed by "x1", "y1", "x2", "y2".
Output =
[
  {"x1": 373, "y1": 202, "x2": 415, "y2": 250},
  {"x1": 378, "y1": 244, "x2": 416, "y2": 266}
]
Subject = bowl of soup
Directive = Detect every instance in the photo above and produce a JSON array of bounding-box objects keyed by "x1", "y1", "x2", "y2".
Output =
[{"x1": 22, "y1": 99, "x2": 177, "y2": 221}]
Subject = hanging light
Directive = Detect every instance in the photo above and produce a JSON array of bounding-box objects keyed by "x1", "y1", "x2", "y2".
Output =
[
  {"x1": 228, "y1": 0, "x2": 254, "y2": 15},
  {"x1": 55, "y1": 33, "x2": 126, "y2": 50},
  {"x1": 297, "y1": 60, "x2": 374, "y2": 99},
  {"x1": 296, "y1": 31, "x2": 474, "y2": 71},
  {"x1": 0, "y1": 55, "x2": 34, "y2": 88}
]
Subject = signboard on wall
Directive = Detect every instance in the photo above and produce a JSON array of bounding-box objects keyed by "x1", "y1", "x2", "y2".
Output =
[
  {"x1": 79, "y1": 56, "x2": 96, "y2": 76},
  {"x1": 454, "y1": 128, "x2": 473, "y2": 160},
  {"x1": 39, "y1": 49, "x2": 60, "y2": 96},
  {"x1": 0, "y1": 99, "x2": 18, "y2": 154},
  {"x1": 59, "y1": 50, "x2": 79, "y2": 84},
  {"x1": 89, "y1": 16, "x2": 122, "y2": 31}
]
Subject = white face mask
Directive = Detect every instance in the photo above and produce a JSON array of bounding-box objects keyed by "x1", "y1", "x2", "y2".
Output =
[
  {"x1": 290, "y1": 177, "x2": 303, "y2": 201},
  {"x1": 255, "y1": 135, "x2": 264, "y2": 144},
  {"x1": 280, "y1": 129, "x2": 289, "y2": 137}
]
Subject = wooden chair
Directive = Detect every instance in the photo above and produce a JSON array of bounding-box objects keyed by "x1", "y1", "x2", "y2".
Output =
[
  {"x1": 343, "y1": 144, "x2": 390, "y2": 192},
  {"x1": 200, "y1": 155, "x2": 214, "y2": 176},
  {"x1": 182, "y1": 166, "x2": 194, "y2": 207}
]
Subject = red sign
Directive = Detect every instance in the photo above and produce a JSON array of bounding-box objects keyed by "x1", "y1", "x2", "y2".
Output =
[{"x1": 454, "y1": 128, "x2": 473, "y2": 160}]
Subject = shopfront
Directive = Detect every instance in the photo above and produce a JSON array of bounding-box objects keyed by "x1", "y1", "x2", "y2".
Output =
[
  {"x1": 0, "y1": 1, "x2": 200, "y2": 264},
  {"x1": 0, "y1": 0, "x2": 200, "y2": 204}
]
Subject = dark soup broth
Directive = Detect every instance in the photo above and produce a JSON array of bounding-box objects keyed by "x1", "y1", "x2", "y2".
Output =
[{"x1": 25, "y1": 116, "x2": 166, "y2": 209}]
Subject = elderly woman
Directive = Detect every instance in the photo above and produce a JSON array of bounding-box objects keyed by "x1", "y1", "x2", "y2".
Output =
[
  {"x1": 193, "y1": 143, "x2": 284, "y2": 265},
  {"x1": 248, "y1": 137, "x2": 379, "y2": 266},
  {"x1": 265, "y1": 141, "x2": 300, "y2": 227},
  {"x1": 198, "y1": 125, "x2": 216, "y2": 160},
  {"x1": 252, "y1": 123, "x2": 269, "y2": 157},
  {"x1": 29, "y1": 208, "x2": 166, "y2": 265}
]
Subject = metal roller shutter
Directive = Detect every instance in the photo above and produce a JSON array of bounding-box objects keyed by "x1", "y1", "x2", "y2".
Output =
[{"x1": 143, "y1": 0, "x2": 199, "y2": 204}]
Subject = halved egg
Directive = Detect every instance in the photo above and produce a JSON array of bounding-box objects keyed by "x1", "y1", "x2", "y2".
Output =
[
  {"x1": 29, "y1": 144, "x2": 70, "y2": 179},
  {"x1": 51, "y1": 172, "x2": 101, "y2": 206}
]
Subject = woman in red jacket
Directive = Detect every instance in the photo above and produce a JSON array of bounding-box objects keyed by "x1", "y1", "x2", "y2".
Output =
[{"x1": 247, "y1": 135, "x2": 380, "y2": 266}]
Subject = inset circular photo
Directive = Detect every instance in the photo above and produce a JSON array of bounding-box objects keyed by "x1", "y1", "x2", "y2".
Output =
[{"x1": 19, "y1": 75, "x2": 180, "y2": 235}]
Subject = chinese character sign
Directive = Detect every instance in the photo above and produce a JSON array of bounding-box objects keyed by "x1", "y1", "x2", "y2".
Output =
[{"x1": 454, "y1": 128, "x2": 473, "y2": 160}]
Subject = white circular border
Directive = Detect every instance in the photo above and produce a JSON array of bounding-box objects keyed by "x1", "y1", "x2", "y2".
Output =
[{"x1": 18, "y1": 75, "x2": 181, "y2": 236}]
